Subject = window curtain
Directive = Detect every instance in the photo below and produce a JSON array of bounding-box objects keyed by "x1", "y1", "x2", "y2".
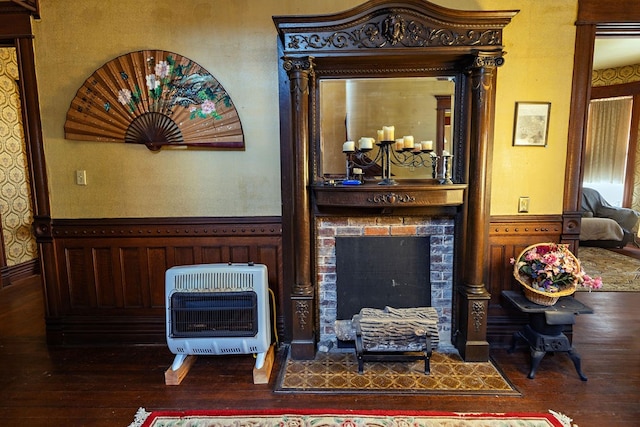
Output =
[{"x1": 584, "y1": 96, "x2": 633, "y2": 185}]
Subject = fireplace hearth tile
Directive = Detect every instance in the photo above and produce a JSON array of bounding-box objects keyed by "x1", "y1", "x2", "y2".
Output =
[{"x1": 275, "y1": 347, "x2": 519, "y2": 396}]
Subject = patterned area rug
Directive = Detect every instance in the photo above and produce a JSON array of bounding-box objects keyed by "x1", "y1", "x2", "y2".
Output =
[
  {"x1": 129, "y1": 408, "x2": 575, "y2": 427},
  {"x1": 274, "y1": 350, "x2": 520, "y2": 396},
  {"x1": 577, "y1": 247, "x2": 640, "y2": 292}
]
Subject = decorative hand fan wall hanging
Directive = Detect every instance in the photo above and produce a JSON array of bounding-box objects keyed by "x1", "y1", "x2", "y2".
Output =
[{"x1": 64, "y1": 50, "x2": 244, "y2": 151}]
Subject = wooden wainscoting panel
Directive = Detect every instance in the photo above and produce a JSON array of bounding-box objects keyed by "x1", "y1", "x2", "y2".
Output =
[
  {"x1": 120, "y1": 247, "x2": 146, "y2": 308},
  {"x1": 45, "y1": 217, "x2": 283, "y2": 345},
  {"x1": 174, "y1": 246, "x2": 196, "y2": 266},
  {"x1": 201, "y1": 246, "x2": 223, "y2": 263},
  {"x1": 65, "y1": 246, "x2": 93, "y2": 310},
  {"x1": 487, "y1": 215, "x2": 564, "y2": 347},
  {"x1": 147, "y1": 247, "x2": 169, "y2": 308},
  {"x1": 95, "y1": 247, "x2": 118, "y2": 308}
]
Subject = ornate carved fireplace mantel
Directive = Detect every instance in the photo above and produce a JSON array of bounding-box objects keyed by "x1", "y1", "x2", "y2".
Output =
[{"x1": 274, "y1": 0, "x2": 517, "y2": 361}]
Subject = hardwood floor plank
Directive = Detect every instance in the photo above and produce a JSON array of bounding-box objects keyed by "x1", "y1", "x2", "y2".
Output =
[{"x1": 1, "y1": 276, "x2": 639, "y2": 427}]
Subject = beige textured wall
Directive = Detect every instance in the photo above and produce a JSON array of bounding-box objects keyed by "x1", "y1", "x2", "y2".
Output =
[{"x1": 32, "y1": 0, "x2": 578, "y2": 218}]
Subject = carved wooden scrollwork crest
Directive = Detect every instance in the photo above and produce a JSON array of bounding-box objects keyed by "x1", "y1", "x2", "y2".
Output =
[
  {"x1": 367, "y1": 193, "x2": 416, "y2": 204},
  {"x1": 280, "y1": 12, "x2": 505, "y2": 53}
]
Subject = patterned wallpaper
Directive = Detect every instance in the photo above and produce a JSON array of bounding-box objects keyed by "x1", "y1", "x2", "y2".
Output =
[
  {"x1": 592, "y1": 63, "x2": 640, "y2": 213},
  {"x1": 0, "y1": 48, "x2": 38, "y2": 266}
]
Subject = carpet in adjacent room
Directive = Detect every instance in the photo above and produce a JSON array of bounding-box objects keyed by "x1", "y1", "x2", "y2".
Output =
[{"x1": 576, "y1": 247, "x2": 640, "y2": 291}]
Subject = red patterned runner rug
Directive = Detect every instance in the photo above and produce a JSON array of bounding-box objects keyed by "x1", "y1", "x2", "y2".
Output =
[{"x1": 128, "y1": 408, "x2": 576, "y2": 427}]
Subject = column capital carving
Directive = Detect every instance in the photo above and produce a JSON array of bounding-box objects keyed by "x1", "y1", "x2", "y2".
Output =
[
  {"x1": 470, "y1": 51, "x2": 505, "y2": 69},
  {"x1": 282, "y1": 55, "x2": 315, "y2": 75}
]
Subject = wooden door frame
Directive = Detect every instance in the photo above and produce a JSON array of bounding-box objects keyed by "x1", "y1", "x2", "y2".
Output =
[
  {"x1": 565, "y1": 0, "x2": 640, "y2": 248},
  {"x1": 0, "y1": 4, "x2": 50, "y2": 287}
]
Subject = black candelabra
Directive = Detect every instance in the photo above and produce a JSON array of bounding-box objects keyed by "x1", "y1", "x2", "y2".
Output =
[{"x1": 343, "y1": 137, "x2": 452, "y2": 185}]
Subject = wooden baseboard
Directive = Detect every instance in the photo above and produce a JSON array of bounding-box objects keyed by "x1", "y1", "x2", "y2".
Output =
[{"x1": 1, "y1": 259, "x2": 40, "y2": 289}]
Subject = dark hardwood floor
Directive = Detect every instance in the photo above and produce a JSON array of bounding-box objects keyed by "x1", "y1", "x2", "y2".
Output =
[
  {"x1": 610, "y1": 242, "x2": 640, "y2": 260},
  {"x1": 1, "y1": 275, "x2": 638, "y2": 427}
]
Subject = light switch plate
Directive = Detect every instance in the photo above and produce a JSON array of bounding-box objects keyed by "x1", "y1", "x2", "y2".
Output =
[
  {"x1": 518, "y1": 196, "x2": 529, "y2": 213},
  {"x1": 75, "y1": 170, "x2": 87, "y2": 186}
]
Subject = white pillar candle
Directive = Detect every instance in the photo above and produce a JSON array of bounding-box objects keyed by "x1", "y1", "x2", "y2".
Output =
[
  {"x1": 377, "y1": 129, "x2": 384, "y2": 142},
  {"x1": 353, "y1": 167, "x2": 363, "y2": 175},
  {"x1": 359, "y1": 137, "x2": 374, "y2": 150},
  {"x1": 421, "y1": 140, "x2": 433, "y2": 151},
  {"x1": 412, "y1": 142, "x2": 422, "y2": 152},
  {"x1": 442, "y1": 150, "x2": 451, "y2": 156},
  {"x1": 343, "y1": 140, "x2": 355, "y2": 152},
  {"x1": 394, "y1": 138, "x2": 404, "y2": 151},
  {"x1": 382, "y1": 126, "x2": 394, "y2": 141},
  {"x1": 403, "y1": 135, "x2": 414, "y2": 149}
]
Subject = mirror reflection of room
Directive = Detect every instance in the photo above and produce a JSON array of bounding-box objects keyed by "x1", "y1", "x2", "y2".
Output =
[{"x1": 319, "y1": 77, "x2": 454, "y2": 181}]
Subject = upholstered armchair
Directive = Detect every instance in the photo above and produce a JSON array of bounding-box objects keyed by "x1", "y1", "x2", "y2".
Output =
[{"x1": 580, "y1": 187, "x2": 640, "y2": 247}]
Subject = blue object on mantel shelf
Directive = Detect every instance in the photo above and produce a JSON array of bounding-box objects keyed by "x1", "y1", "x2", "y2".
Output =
[{"x1": 342, "y1": 180, "x2": 362, "y2": 185}]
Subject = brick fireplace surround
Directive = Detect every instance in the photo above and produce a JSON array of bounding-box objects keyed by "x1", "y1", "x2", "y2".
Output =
[{"x1": 316, "y1": 216, "x2": 455, "y2": 352}]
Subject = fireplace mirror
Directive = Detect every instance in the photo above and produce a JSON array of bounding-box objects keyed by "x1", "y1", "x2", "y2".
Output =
[{"x1": 319, "y1": 76, "x2": 454, "y2": 180}]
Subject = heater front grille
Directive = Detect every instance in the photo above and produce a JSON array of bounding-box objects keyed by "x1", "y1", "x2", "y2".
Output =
[
  {"x1": 170, "y1": 291, "x2": 258, "y2": 338},
  {"x1": 172, "y1": 271, "x2": 255, "y2": 291}
]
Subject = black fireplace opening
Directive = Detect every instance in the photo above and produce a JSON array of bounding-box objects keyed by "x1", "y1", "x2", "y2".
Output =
[{"x1": 335, "y1": 236, "x2": 431, "y2": 320}]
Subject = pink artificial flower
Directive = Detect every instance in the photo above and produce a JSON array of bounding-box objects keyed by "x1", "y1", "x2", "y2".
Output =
[
  {"x1": 525, "y1": 250, "x2": 538, "y2": 261},
  {"x1": 200, "y1": 99, "x2": 217, "y2": 115},
  {"x1": 536, "y1": 245, "x2": 552, "y2": 255},
  {"x1": 117, "y1": 88, "x2": 132, "y2": 105},
  {"x1": 512, "y1": 243, "x2": 602, "y2": 294},
  {"x1": 581, "y1": 274, "x2": 603, "y2": 290},
  {"x1": 542, "y1": 253, "x2": 558, "y2": 266},
  {"x1": 155, "y1": 60, "x2": 170, "y2": 79}
]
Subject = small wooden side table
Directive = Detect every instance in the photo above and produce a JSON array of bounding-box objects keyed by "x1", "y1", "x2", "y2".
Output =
[{"x1": 502, "y1": 290, "x2": 593, "y2": 381}]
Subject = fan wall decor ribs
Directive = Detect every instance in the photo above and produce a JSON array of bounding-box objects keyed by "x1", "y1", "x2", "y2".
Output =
[{"x1": 64, "y1": 50, "x2": 244, "y2": 151}]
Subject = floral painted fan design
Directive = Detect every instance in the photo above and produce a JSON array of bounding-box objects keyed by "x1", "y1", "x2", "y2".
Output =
[{"x1": 64, "y1": 50, "x2": 244, "y2": 151}]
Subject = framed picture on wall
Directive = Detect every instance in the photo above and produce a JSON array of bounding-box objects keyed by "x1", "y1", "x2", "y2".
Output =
[{"x1": 512, "y1": 102, "x2": 551, "y2": 147}]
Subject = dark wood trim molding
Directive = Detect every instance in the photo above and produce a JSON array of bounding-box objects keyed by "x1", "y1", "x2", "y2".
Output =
[
  {"x1": 564, "y1": 0, "x2": 640, "y2": 250},
  {"x1": 0, "y1": 259, "x2": 40, "y2": 289},
  {"x1": 591, "y1": 81, "x2": 640, "y2": 99},
  {"x1": 34, "y1": 217, "x2": 283, "y2": 346},
  {"x1": 576, "y1": 0, "x2": 640, "y2": 24},
  {"x1": 0, "y1": 4, "x2": 53, "y2": 327},
  {"x1": 8, "y1": 1, "x2": 39, "y2": 18},
  {"x1": 0, "y1": 4, "x2": 33, "y2": 36}
]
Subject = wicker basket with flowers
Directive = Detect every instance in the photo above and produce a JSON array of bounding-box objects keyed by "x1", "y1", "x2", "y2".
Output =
[{"x1": 510, "y1": 243, "x2": 602, "y2": 306}]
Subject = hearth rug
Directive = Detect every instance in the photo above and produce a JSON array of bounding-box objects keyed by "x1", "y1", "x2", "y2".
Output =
[
  {"x1": 274, "y1": 350, "x2": 520, "y2": 396},
  {"x1": 576, "y1": 247, "x2": 640, "y2": 291},
  {"x1": 128, "y1": 408, "x2": 577, "y2": 427}
]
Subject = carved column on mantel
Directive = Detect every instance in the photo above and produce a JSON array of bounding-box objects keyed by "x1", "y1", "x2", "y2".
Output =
[
  {"x1": 456, "y1": 51, "x2": 503, "y2": 362},
  {"x1": 283, "y1": 56, "x2": 316, "y2": 359}
]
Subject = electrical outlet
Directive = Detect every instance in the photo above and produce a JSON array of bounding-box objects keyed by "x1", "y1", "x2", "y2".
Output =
[
  {"x1": 518, "y1": 196, "x2": 529, "y2": 213},
  {"x1": 75, "y1": 170, "x2": 87, "y2": 186}
]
